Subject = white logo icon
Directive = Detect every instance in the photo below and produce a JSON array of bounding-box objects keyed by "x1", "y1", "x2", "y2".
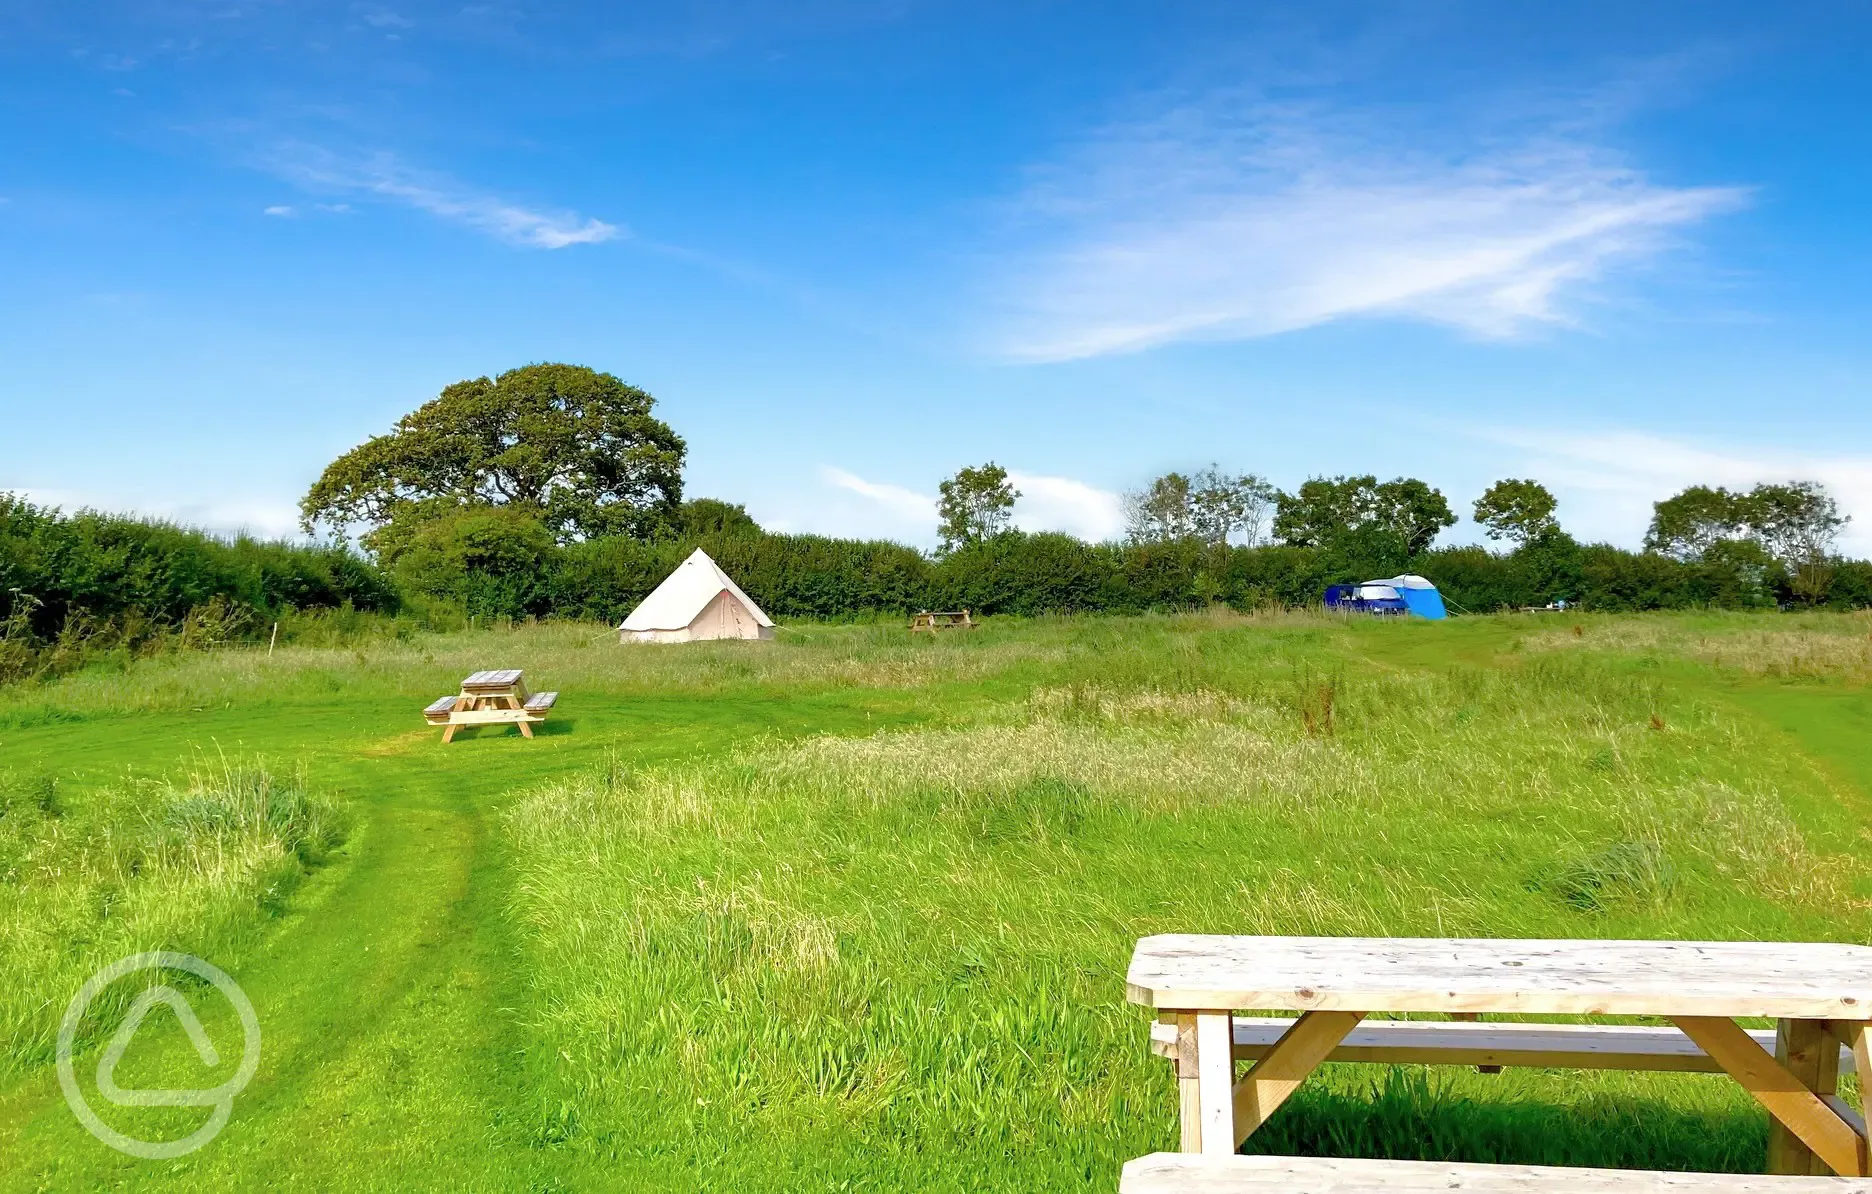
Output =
[{"x1": 57, "y1": 952, "x2": 261, "y2": 1159}]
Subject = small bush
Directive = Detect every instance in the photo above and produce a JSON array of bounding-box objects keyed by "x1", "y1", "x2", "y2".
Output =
[{"x1": 392, "y1": 507, "x2": 559, "y2": 619}]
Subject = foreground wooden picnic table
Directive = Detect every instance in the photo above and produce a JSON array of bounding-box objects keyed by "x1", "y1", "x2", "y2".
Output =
[
  {"x1": 1121, "y1": 1154, "x2": 1872, "y2": 1191},
  {"x1": 1128, "y1": 936, "x2": 1872, "y2": 1177},
  {"x1": 422, "y1": 669, "x2": 558, "y2": 743}
]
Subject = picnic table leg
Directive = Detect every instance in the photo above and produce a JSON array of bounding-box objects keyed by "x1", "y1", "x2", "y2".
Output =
[
  {"x1": 1166, "y1": 1010, "x2": 1236, "y2": 1154},
  {"x1": 444, "y1": 694, "x2": 476, "y2": 743},
  {"x1": 1808, "y1": 1022, "x2": 1848, "y2": 1175},
  {"x1": 1773, "y1": 1019, "x2": 1827, "y2": 1174},
  {"x1": 1166, "y1": 1013, "x2": 1202, "y2": 1153},
  {"x1": 1194, "y1": 1010, "x2": 1236, "y2": 1155},
  {"x1": 1674, "y1": 1016, "x2": 1866, "y2": 1176},
  {"x1": 500, "y1": 693, "x2": 534, "y2": 738},
  {"x1": 1832, "y1": 1021, "x2": 1872, "y2": 1176},
  {"x1": 1170, "y1": 1009, "x2": 1366, "y2": 1154}
]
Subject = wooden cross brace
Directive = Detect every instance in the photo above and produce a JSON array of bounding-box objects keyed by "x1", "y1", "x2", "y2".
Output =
[{"x1": 1673, "y1": 1017, "x2": 1869, "y2": 1177}]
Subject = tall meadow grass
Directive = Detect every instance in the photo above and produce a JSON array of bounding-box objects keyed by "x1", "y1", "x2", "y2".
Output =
[
  {"x1": 0, "y1": 759, "x2": 348, "y2": 1073},
  {"x1": 500, "y1": 626, "x2": 1871, "y2": 1188}
]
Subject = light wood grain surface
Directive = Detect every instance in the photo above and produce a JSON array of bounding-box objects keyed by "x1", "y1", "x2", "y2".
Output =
[
  {"x1": 1118, "y1": 1153, "x2": 1872, "y2": 1192},
  {"x1": 1128, "y1": 936, "x2": 1872, "y2": 1018},
  {"x1": 1146, "y1": 1016, "x2": 1860, "y2": 1075},
  {"x1": 461, "y1": 669, "x2": 524, "y2": 690}
]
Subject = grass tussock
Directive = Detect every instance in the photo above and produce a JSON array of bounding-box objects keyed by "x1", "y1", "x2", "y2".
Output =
[
  {"x1": 501, "y1": 636, "x2": 1871, "y2": 1188},
  {"x1": 0, "y1": 759, "x2": 348, "y2": 1073}
]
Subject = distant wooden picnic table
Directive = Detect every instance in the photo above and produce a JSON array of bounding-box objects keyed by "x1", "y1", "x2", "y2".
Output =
[
  {"x1": 909, "y1": 609, "x2": 975, "y2": 633},
  {"x1": 422, "y1": 669, "x2": 558, "y2": 743},
  {"x1": 1127, "y1": 935, "x2": 1872, "y2": 1180}
]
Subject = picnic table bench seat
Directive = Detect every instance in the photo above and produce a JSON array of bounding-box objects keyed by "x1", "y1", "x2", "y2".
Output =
[
  {"x1": 522, "y1": 691, "x2": 558, "y2": 714},
  {"x1": 1121, "y1": 1154, "x2": 1872, "y2": 1192},
  {"x1": 1147, "y1": 1015, "x2": 1859, "y2": 1076},
  {"x1": 423, "y1": 695, "x2": 458, "y2": 724}
]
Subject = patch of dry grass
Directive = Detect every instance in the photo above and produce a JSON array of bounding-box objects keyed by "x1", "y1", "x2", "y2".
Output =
[
  {"x1": 1521, "y1": 611, "x2": 1872, "y2": 680},
  {"x1": 0, "y1": 620, "x2": 1068, "y2": 727}
]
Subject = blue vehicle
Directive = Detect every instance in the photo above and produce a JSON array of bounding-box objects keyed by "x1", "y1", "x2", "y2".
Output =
[{"x1": 1323, "y1": 574, "x2": 1448, "y2": 620}]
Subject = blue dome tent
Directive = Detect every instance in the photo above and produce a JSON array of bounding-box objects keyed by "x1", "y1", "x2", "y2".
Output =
[
  {"x1": 1387, "y1": 574, "x2": 1448, "y2": 619},
  {"x1": 1323, "y1": 574, "x2": 1448, "y2": 619}
]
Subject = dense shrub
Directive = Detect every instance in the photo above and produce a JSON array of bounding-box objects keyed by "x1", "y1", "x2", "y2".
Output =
[
  {"x1": 0, "y1": 495, "x2": 398, "y2": 681},
  {"x1": 392, "y1": 507, "x2": 559, "y2": 619},
  {"x1": 4, "y1": 490, "x2": 1867, "y2": 659},
  {"x1": 0, "y1": 496, "x2": 396, "y2": 632},
  {"x1": 936, "y1": 533, "x2": 1107, "y2": 615},
  {"x1": 463, "y1": 529, "x2": 1872, "y2": 621},
  {"x1": 550, "y1": 533, "x2": 930, "y2": 623},
  {"x1": 1827, "y1": 560, "x2": 1872, "y2": 610}
]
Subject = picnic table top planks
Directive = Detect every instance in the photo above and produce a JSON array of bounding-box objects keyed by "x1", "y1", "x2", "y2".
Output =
[
  {"x1": 1126, "y1": 935, "x2": 1872, "y2": 1019},
  {"x1": 460, "y1": 669, "x2": 525, "y2": 692}
]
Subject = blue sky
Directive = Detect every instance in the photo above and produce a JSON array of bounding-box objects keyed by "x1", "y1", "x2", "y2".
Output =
[{"x1": 3, "y1": 1, "x2": 1870, "y2": 552}]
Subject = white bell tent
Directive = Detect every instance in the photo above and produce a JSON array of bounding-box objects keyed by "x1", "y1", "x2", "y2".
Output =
[{"x1": 617, "y1": 549, "x2": 776, "y2": 643}]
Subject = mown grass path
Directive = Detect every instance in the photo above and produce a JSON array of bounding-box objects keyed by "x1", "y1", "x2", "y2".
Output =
[{"x1": 0, "y1": 691, "x2": 924, "y2": 1190}]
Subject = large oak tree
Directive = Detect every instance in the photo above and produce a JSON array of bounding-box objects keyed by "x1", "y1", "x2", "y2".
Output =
[{"x1": 300, "y1": 363, "x2": 686, "y2": 555}]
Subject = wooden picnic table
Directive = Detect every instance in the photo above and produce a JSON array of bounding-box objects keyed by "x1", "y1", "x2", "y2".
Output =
[
  {"x1": 422, "y1": 669, "x2": 558, "y2": 743},
  {"x1": 1128, "y1": 935, "x2": 1872, "y2": 1176},
  {"x1": 909, "y1": 609, "x2": 976, "y2": 633}
]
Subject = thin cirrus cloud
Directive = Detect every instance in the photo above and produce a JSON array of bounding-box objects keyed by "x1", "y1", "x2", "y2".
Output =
[
  {"x1": 17, "y1": 487, "x2": 303, "y2": 541},
  {"x1": 262, "y1": 142, "x2": 620, "y2": 249},
  {"x1": 819, "y1": 465, "x2": 1125, "y2": 543},
  {"x1": 993, "y1": 98, "x2": 1749, "y2": 362}
]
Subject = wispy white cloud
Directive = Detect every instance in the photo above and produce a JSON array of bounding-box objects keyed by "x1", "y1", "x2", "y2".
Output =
[
  {"x1": 995, "y1": 97, "x2": 1747, "y2": 361},
  {"x1": 821, "y1": 466, "x2": 934, "y2": 523},
  {"x1": 14, "y1": 488, "x2": 303, "y2": 541},
  {"x1": 1007, "y1": 471, "x2": 1125, "y2": 542},
  {"x1": 1475, "y1": 427, "x2": 1871, "y2": 555},
  {"x1": 818, "y1": 465, "x2": 1126, "y2": 544},
  {"x1": 356, "y1": 7, "x2": 414, "y2": 30},
  {"x1": 264, "y1": 143, "x2": 620, "y2": 249},
  {"x1": 263, "y1": 204, "x2": 296, "y2": 217}
]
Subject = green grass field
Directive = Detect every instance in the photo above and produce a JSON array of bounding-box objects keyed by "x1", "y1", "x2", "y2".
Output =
[{"x1": 0, "y1": 610, "x2": 1868, "y2": 1191}]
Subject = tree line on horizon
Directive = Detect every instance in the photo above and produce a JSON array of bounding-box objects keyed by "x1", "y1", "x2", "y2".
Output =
[
  {"x1": 928, "y1": 450, "x2": 1849, "y2": 605},
  {"x1": 295, "y1": 363, "x2": 1852, "y2": 588},
  {"x1": 2, "y1": 362, "x2": 1864, "y2": 681}
]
